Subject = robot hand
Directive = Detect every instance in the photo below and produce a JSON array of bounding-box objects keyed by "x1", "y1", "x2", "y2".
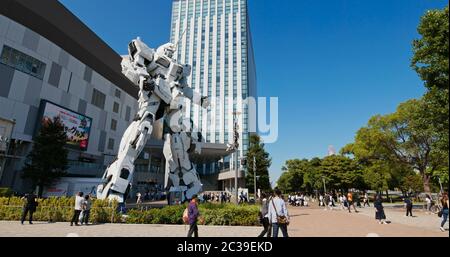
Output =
[
  {"x1": 201, "y1": 96, "x2": 210, "y2": 109},
  {"x1": 194, "y1": 142, "x2": 203, "y2": 154},
  {"x1": 226, "y1": 143, "x2": 236, "y2": 151}
]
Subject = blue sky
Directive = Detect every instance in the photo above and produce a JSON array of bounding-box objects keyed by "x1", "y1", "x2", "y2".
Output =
[{"x1": 60, "y1": 0, "x2": 448, "y2": 185}]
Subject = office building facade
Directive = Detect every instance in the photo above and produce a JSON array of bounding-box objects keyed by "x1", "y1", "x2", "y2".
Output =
[
  {"x1": 0, "y1": 0, "x2": 169, "y2": 194},
  {"x1": 170, "y1": 0, "x2": 257, "y2": 189}
]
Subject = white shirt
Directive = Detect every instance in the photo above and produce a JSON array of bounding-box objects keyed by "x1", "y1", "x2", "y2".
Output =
[
  {"x1": 268, "y1": 196, "x2": 289, "y2": 224},
  {"x1": 74, "y1": 196, "x2": 84, "y2": 210},
  {"x1": 426, "y1": 198, "x2": 431, "y2": 204}
]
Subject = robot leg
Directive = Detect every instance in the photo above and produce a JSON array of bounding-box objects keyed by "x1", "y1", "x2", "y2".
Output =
[
  {"x1": 177, "y1": 132, "x2": 203, "y2": 199},
  {"x1": 163, "y1": 133, "x2": 180, "y2": 188},
  {"x1": 182, "y1": 168, "x2": 203, "y2": 200},
  {"x1": 97, "y1": 115, "x2": 153, "y2": 202}
]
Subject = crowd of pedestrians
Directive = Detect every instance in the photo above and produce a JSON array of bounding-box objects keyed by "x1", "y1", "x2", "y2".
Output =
[
  {"x1": 287, "y1": 193, "x2": 309, "y2": 207},
  {"x1": 200, "y1": 191, "x2": 232, "y2": 203},
  {"x1": 16, "y1": 187, "x2": 448, "y2": 234}
]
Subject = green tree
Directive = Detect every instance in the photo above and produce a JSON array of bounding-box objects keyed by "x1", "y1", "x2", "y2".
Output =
[
  {"x1": 342, "y1": 143, "x2": 415, "y2": 195},
  {"x1": 400, "y1": 173, "x2": 424, "y2": 196},
  {"x1": 302, "y1": 157, "x2": 323, "y2": 194},
  {"x1": 411, "y1": 5, "x2": 449, "y2": 177},
  {"x1": 347, "y1": 99, "x2": 443, "y2": 194},
  {"x1": 360, "y1": 160, "x2": 391, "y2": 193},
  {"x1": 245, "y1": 134, "x2": 272, "y2": 193},
  {"x1": 276, "y1": 170, "x2": 292, "y2": 193},
  {"x1": 411, "y1": 6, "x2": 449, "y2": 91},
  {"x1": 277, "y1": 159, "x2": 311, "y2": 193},
  {"x1": 22, "y1": 117, "x2": 68, "y2": 197},
  {"x1": 318, "y1": 155, "x2": 364, "y2": 192}
]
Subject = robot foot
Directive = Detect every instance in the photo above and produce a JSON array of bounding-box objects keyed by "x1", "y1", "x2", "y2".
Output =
[
  {"x1": 108, "y1": 192, "x2": 125, "y2": 203},
  {"x1": 185, "y1": 183, "x2": 202, "y2": 200}
]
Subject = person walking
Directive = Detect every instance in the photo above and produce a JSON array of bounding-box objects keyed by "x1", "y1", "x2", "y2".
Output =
[
  {"x1": 404, "y1": 196, "x2": 413, "y2": 217},
  {"x1": 439, "y1": 193, "x2": 449, "y2": 232},
  {"x1": 327, "y1": 193, "x2": 335, "y2": 210},
  {"x1": 341, "y1": 194, "x2": 346, "y2": 210},
  {"x1": 20, "y1": 192, "x2": 38, "y2": 225},
  {"x1": 81, "y1": 194, "x2": 91, "y2": 225},
  {"x1": 347, "y1": 191, "x2": 358, "y2": 213},
  {"x1": 136, "y1": 192, "x2": 142, "y2": 206},
  {"x1": 425, "y1": 195, "x2": 432, "y2": 213},
  {"x1": 268, "y1": 189, "x2": 289, "y2": 237},
  {"x1": 374, "y1": 194, "x2": 387, "y2": 224},
  {"x1": 70, "y1": 192, "x2": 84, "y2": 226},
  {"x1": 258, "y1": 193, "x2": 271, "y2": 237},
  {"x1": 343, "y1": 194, "x2": 348, "y2": 210},
  {"x1": 363, "y1": 192, "x2": 370, "y2": 207},
  {"x1": 187, "y1": 194, "x2": 200, "y2": 237}
]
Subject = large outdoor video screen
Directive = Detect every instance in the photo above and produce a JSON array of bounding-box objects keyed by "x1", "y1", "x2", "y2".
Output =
[{"x1": 37, "y1": 100, "x2": 92, "y2": 151}]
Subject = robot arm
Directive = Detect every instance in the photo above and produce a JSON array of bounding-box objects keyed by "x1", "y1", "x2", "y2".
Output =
[
  {"x1": 170, "y1": 64, "x2": 208, "y2": 108},
  {"x1": 181, "y1": 85, "x2": 209, "y2": 108}
]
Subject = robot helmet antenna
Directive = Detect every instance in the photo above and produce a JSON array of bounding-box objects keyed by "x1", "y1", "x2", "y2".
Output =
[{"x1": 174, "y1": 23, "x2": 188, "y2": 60}]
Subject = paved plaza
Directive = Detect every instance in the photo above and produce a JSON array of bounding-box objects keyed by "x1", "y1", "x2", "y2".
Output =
[{"x1": 0, "y1": 204, "x2": 448, "y2": 237}]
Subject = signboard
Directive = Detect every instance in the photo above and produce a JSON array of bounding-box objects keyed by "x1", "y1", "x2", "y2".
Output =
[
  {"x1": 42, "y1": 182, "x2": 69, "y2": 197},
  {"x1": 37, "y1": 100, "x2": 92, "y2": 151},
  {"x1": 43, "y1": 178, "x2": 102, "y2": 197}
]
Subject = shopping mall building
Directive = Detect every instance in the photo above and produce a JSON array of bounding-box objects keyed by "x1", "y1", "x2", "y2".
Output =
[{"x1": 0, "y1": 0, "x2": 253, "y2": 197}]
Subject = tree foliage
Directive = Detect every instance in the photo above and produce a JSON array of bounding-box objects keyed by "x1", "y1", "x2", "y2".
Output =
[
  {"x1": 412, "y1": 5, "x2": 449, "y2": 188},
  {"x1": 344, "y1": 99, "x2": 443, "y2": 193},
  {"x1": 22, "y1": 117, "x2": 68, "y2": 197},
  {"x1": 411, "y1": 6, "x2": 449, "y2": 91},
  {"x1": 276, "y1": 155, "x2": 363, "y2": 193},
  {"x1": 245, "y1": 134, "x2": 272, "y2": 193}
]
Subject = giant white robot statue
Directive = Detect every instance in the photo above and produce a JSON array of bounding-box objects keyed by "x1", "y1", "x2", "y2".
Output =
[{"x1": 96, "y1": 37, "x2": 209, "y2": 203}]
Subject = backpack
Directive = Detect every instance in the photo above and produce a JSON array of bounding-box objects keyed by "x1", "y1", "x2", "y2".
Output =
[{"x1": 182, "y1": 207, "x2": 189, "y2": 224}]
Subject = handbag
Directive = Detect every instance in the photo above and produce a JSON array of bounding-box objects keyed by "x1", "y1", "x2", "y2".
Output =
[
  {"x1": 271, "y1": 199, "x2": 288, "y2": 225},
  {"x1": 437, "y1": 210, "x2": 443, "y2": 218}
]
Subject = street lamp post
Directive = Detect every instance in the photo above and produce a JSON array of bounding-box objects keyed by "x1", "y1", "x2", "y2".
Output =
[
  {"x1": 322, "y1": 177, "x2": 327, "y2": 194},
  {"x1": 232, "y1": 112, "x2": 241, "y2": 205},
  {"x1": 253, "y1": 155, "x2": 256, "y2": 200}
]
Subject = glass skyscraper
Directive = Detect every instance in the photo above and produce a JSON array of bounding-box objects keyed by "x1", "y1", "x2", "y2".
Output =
[{"x1": 170, "y1": 0, "x2": 256, "y2": 175}]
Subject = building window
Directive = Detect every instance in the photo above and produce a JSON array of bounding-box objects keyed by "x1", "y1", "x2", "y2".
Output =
[
  {"x1": 111, "y1": 119, "x2": 117, "y2": 131},
  {"x1": 91, "y1": 88, "x2": 106, "y2": 109},
  {"x1": 114, "y1": 89, "x2": 121, "y2": 98},
  {"x1": 0, "y1": 45, "x2": 46, "y2": 80},
  {"x1": 107, "y1": 138, "x2": 115, "y2": 150},
  {"x1": 113, "y1": 102, "x2": 120, "y2": 113},
  {"x1": 125, "y1": 105, "x2": 131, "y2": 122}
]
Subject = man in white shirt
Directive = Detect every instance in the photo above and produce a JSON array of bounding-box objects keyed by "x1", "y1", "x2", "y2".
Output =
[
  {"x1": 70, "y1": 192, "x2": 84, "y2": 226},
  {"x1": 268, "y1": 189, "x2": 289, "y2": 237}
]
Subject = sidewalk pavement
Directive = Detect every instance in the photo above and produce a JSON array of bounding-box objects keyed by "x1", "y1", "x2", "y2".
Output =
[{"x1": 0, "y1": 221, "x2": 261, "y2": 237}]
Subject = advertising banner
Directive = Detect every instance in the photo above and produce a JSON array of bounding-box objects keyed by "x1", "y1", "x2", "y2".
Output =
[{"x1": 38, "y1": 100, "x2": 92, "y2": 151}]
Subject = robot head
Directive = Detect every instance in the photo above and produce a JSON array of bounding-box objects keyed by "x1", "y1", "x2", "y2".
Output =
[
  {"x1": 128, "y1": 37, "x2": 154, "y2": 65},
  {"x1": 156, "y1": 43, "x2": 176, "y2": 59}
]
